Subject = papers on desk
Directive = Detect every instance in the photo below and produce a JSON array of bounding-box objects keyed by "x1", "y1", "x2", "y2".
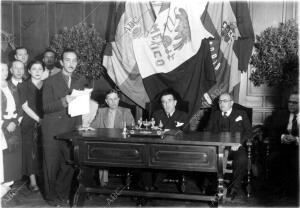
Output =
[{"x1": 68, "y1": 88, "x2": 93, "y2": 117}]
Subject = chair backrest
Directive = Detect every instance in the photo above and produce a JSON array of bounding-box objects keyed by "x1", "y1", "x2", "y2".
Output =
[{"x1": 232, "y1": 103, "x2": 253, "y2": 124}]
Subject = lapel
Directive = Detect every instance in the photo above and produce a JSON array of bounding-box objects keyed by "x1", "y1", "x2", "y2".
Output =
[
  {"x1": 282, "y1": 110, "x2": 290, "y2": 127},
  {"x1": 103, "y1": 108, "x2": 110, "y2": 127},
  {"x1": 57, "y1": 71, "x2": 70, "y2": 93},
  {"x1": 114, "y1": 108, "x2": 123, "y2": 128},
  {"x1": 228, "y1": 109, "x2": 237, "y2": 124}
]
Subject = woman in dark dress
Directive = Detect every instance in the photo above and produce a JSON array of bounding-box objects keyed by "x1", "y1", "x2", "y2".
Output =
[
  {"x1": 19, "y1": 60, "x2": 44, "y2": 192},
  {"x1": 1, "y1": 62, "x2": 23, "y2": 185}
]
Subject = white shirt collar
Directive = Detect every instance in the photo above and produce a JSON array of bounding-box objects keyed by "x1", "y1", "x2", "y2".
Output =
[
  {"x1": 11, "y1": 77, "x2": 22, "y2": 86},
  {"x1": 222, "y1": 108, "x2": 232, "y2": 116}
]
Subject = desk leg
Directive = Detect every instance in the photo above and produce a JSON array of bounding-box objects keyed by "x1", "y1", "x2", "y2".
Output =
[
  {"x1": 217, "y1": 146, "x2": 225, "y2": 204},
  {"x1": 73, "y1": 168, "x2": 87, "y2": 207},
  {"x1": 247, "y1": 144, "x2": 252, "y2": 198}
]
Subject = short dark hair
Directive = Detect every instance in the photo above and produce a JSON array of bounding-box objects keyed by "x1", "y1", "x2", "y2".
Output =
[
  {"x1": 105, "y1": 89, "x2": 120, "y2": 99},
  {"x1": 159, "y1": 88, "x2": 179, "y2": 102},
  {"x1": 27, "y1": 60, "x2": 45, "y2": 71},
  {"x1": 15, "y1": 47, "x2": 28, "y2": 56},
  {"x1": 43, "y1": 48, "x2": 56, "y2": 58},
  {"x1": 61, "y1": 48, "x2": 77, "y2": 60}
]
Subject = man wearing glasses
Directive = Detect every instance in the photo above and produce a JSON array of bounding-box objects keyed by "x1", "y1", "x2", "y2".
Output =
[
  {"x1": 266, "y1": 92, "x2": 299, "y2": 198},
  {"x1": 206, "y1": 92, "x2": 251, "y2": 200}
]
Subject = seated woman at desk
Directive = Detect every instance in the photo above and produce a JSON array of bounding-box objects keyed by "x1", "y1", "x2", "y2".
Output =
[{"x1": 90, "y1": 89, "x2": 134, "y2": 186}]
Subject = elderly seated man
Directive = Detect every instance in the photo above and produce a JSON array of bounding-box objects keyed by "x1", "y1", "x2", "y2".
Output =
[
  {"x1": 90, "y1": 89, "x2": 134, "y2": 186},
  {"x1": 206, "y1": 92, "x2": 251, "y2": 200},
  {"x1": 266, "y1": 92, "x2": 299, "y2": 198}
]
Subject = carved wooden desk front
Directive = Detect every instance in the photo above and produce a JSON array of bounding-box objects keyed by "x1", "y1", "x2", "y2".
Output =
[{"x1": 57, "y1": 129, "x2": 241, "y2": 207}]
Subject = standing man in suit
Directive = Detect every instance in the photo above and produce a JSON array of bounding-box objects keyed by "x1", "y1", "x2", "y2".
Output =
[
  {"x1": 207, "y1": 92, "x2": 251, "y2": 200},
  {"x1": 41, "y1": 49, "x2": 61, "y2": 80},
  {"x1": 267, "y1": 92, "x2": 298, "y2": 198},
  {"x1": 8, "y1": 60, "x2": 25, "y2": 90},
  {"x1": 42, "y1": 49, "x2": 87, "y2": 206},
  {"x1": 14, "y1": 47, "x2": 29, "y2": 79},
  {"x1": 90, "y1": 89, "x2": 135, "y2": 186}
]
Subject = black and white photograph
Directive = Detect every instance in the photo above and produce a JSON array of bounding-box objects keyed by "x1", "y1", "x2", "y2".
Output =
[{"x1": 0, "y1": 0, "x2": 299, "y2": 207}]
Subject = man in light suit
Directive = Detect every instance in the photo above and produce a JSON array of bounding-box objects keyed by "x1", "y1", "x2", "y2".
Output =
[
  {"x1": 42, "y1": 49, "x2": 87, "y2": 206},
  {"x1": 90, "y1": 89, "x2": 134, "y2": 186},
  {"x1": 207, "y1": 92, "x2": 251, "y2": 200}
]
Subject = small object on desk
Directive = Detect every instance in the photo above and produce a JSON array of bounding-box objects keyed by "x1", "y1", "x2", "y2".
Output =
[
  {"x1": 151, "y1": 117, "x2": 155, "y2": 128},
  {"x1": 122, "y1": 122, "x2": 127, "y2": 135},
  {"x1": 137, "y1": 118, "x2": 142, "y2": 129},
  {"x1": 159, "y1": 120, "x2": 163, "y2": 129},
  {"x1": 78, "y1": 126, "x2": 95, "y2": 131}
]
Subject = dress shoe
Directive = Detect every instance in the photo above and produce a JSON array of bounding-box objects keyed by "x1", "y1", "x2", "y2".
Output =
[
  {"x1": 100, "y1": 181, "x2": 108, "y2": 187},
  {"x1": 28, "y1": 184, "x2": 39, "y2": 192},
  {"x1": 46, "y1": 198, "x2": 69, "y2": 207},
  {"x1": 227, "y1": 187, "x2": 246, "y2": 201}
]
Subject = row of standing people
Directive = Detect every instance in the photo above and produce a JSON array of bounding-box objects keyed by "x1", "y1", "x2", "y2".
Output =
[
  {"x1": 1, "y1": 47, "x2": 60, "y2": 193},
  {"x1": 1, "y1": 47, "x2": 86, "y2": 207}
]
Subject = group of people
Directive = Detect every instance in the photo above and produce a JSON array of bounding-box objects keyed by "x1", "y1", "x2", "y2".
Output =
[
  {"x1": 1, "y1": 47, "x2": 61, "y2": 196},
  {"x1": 0, "y1": 47, "x2": 88, "y2": 206},
  {"x1": 0, "y1": 46, "x2": 298, "y2": 207}
]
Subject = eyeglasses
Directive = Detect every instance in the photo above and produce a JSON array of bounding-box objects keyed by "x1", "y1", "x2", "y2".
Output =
[
  {"x1": 218, "y1": 99, "x2": 232, "y2": 104},
  {"x1": 288, "y1": 101, "x2": 298, "y2": 104}
]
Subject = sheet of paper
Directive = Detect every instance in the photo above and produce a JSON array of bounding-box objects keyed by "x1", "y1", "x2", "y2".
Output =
[{"x1": 68, "y1": 88, "x2": 93, "y2": 117}]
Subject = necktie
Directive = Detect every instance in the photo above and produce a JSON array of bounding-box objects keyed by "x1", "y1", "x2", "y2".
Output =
[
  {"x1": 223, "y1": 112, "x2": 227, "y2": 117},
  {"x1": 67, "y1": 76, "x2": 71, "y2": 88},
  {"x1": 167, "y1": 113, "x2": 170, "y2": 118},
  {"x1": 291, "y1": 113, "x2": 298, "y2": 136}
]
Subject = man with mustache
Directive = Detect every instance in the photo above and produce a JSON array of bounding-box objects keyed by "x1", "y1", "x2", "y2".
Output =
[{"x1": 42, "y1": 49, "x2": 87, "y2": 207}]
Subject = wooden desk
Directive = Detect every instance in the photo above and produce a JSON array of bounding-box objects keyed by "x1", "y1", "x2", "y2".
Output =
[{"x1": 57, "y1": 129, "x2": 242, "y2": 207}]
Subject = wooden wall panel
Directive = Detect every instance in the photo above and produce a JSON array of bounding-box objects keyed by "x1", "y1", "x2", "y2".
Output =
[
  {"x1": 54, "y1": 3, "x2": 84, "y2": 34},
  {"x1": 1, "y1": 2, "x2": 14, "y2": 62},
  {"x1": 242, "y1": 1, "x2": 298, "y2": 125},
  {"x1": 18, "y1": 3, "x2": 48, "y2": 59},
  {"x1": 85, "y1": 1, "x2": 112, "y2": 39}
]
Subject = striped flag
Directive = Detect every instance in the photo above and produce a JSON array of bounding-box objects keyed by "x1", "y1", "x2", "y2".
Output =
[
  {"x1": 103, "y1": 2, "x2": 155, "y2": 108},
  {"x1": 201, "y1": 1, "x2": 254, "y2": 105},
  {"x1": 104, "y1": 1, "x2": 254, "y2": 119}
]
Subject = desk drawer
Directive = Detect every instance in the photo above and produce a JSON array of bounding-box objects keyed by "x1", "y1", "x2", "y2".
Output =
[
  {"x1": 82, "y1": 142, "x2": 147, "y2": 167},
  {"x1": 149, "y1": 144, "x2": 217, "y2": 172}
]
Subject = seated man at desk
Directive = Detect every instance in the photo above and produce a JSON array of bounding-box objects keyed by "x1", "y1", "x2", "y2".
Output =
[
  {"x1": 206, "y1": 92, "x2": 251, "y2": 200},
  {"x1": 141, "y1": 89, "x2": 189, "y2": 191},
  {"x1": 90, "y1": 89, "x2": 134, "y2": 186}
]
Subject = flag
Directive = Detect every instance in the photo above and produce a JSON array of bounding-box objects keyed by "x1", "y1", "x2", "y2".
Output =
[
  {"x1": 201, "y1": 1, "x2": 254, "y2": 105},
  {"x1": 132, "y1": 1, "x2": 216, "y2": 117},
  {"x1": 103, "y1": 2, "x2": 155, "y2": 108}
]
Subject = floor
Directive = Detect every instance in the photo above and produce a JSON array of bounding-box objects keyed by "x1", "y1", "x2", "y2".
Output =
[{"x1": 1, "y1": 172, "x2": 298, "y2": 207}]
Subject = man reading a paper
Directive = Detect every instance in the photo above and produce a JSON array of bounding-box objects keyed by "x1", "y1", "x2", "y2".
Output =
[{"x1": 42, "y1": 49, "x2": 88, "y2": 207}]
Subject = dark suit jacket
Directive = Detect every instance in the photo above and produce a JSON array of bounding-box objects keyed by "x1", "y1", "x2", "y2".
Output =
[
  {"x1": 267, "y1": 109, "x2": 298, "y2": 145},
  {"x1": 90, "y1": 107, "x2": 134, "y2": 129},
  {"x1": 153, "y1": 109, "x2": 188, "y2": 130},
  {"x1": 42, "y1": 71, "x2": 87, "y2": 146},
  {"x1": 207, "y1": 108, "x2": 252, "y2": 144}
]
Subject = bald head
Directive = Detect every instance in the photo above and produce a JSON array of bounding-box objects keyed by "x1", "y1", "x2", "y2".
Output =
[{"x1": 10, "y1": 60, "x2": 25, "y2": 80}]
